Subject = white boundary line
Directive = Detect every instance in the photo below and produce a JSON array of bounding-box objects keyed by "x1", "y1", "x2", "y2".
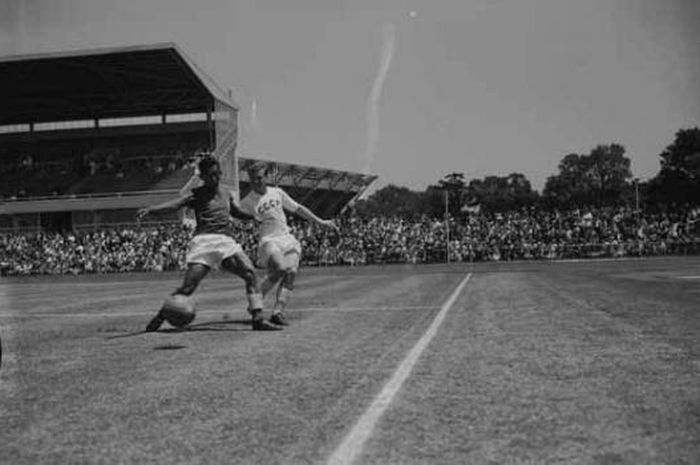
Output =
[{"x1": 326, "y1": 273, "x2": 472, "y2": 465}]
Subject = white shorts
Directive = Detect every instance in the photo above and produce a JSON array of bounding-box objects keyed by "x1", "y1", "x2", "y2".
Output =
[
  {"x1": 186, "y1": 234, "x2": 243, "y2": 269},
  {"x1": 257, "y1": 233, "x2": 302, "y2": 270}
]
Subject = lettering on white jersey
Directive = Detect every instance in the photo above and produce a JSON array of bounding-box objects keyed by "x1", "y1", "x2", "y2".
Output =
[
  {"x1": 240, "y1": 186, "x2": 300, "y2": 239},
  {"x1": 257, "y1": 198, "x2": 282, "y2": 216}
]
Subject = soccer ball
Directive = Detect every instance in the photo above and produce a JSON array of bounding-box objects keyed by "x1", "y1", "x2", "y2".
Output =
[{"x1": 161, "y1": 294, "x2": 196, "y2": 328}]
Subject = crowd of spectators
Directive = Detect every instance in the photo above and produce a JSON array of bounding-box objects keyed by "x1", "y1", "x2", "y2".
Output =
[
  {"x1": 311, "y1": 206, "x2": 700, "y2": 265},
  {"x1": 1, "y1": 225, "x2": 189, "y2": 275},
  {"x1": 80, "y1": 148, "x2": 202, "y2": 180},
  {"x1": 2, "y1": 205, "x2": 700, "y2": 276}
]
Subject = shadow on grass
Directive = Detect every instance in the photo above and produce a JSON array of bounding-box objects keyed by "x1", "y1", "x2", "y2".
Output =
[
  {"x1": 105, "y1": 329, "x2": 149, "y2": 340},
  {"x1": 104, "y1": 318, "x2": 252, "y2": 340},
  {"x1": 153, "y1": 344, "x2": 188, "y2": 350},
  {"x1": 186, "y1": 318, "x2": 252, "y2": 332}
]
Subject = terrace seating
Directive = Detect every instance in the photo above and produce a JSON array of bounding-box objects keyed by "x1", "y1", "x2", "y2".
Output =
[
  {"x1": 0, "y1": 166, "x2": 81, "y2": 199},
  {"x1": 66, "y1": 155, "x2": 191, "y2": 195},
  {"x1": 151, "y1": 166, "x2": 196, "y2": 191}
]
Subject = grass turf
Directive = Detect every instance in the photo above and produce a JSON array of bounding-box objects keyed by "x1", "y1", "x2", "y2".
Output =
[{"x1": 1, "y1": 258, "x2": 700, "y2": 464}]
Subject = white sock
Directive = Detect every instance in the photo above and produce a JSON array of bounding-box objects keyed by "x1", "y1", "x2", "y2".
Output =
[
  {"x1": 274, "y1": 287, "x2": 293, "y2": 313},
  {"x1": 247, "y1": 293, "x2": 263, "y2": 311}
]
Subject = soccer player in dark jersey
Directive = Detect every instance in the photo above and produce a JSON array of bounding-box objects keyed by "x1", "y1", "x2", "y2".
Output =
[{"x1": 136, "y1": 155, "x2": 281, "y2": 331}]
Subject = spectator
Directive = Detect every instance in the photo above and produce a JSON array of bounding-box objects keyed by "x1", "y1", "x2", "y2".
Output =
[{"x1": 3, "y1": 205, "x2": 700, "y2": 276}]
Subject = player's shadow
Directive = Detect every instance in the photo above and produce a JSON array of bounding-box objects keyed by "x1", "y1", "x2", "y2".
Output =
[
  {"x1": 104, "y1": 318, "x2": 252, "y2": 340},
  {"x1": 153, "y1": 344, "x2": 188, "y2": 351},
  {"x1": 184, "y1": 318, "x2": 252, "y2": 332}
]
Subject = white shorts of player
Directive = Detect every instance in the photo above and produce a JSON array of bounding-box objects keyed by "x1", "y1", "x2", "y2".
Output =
[
  {"x1": 257, "y1": 233, "x2": 302, "y2": 270},
  {"x1": 186, "y1": 234, "x2": 243, "y2": 269}
]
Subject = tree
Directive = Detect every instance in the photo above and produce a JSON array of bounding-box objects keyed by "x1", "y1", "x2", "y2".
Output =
[
  {"x1": 354, "y1": 184, "x2": 423, "y2": 217},
  {"x1": 587, "y1": 144, "x2": 632, "y2": 205},
  {"x1": 438, "y1": 172, "x2": 466, "y2": 190},
  {"x1": 543, "y1": 144, "x2": 632, "y2": 208},
  {"x1": 422, "y1": 184, "x2": 448, "y2": 218},
  {"x1": 542, "y1": 153, "x2": 588, "y2": 207},
  {"x1": 659, "y1": 128, "x2": 700, "y2": 179},
  {"x1": 649, "y1": 128, "x2": 700, "y2": 205},
  {"x1": 357, "y1": 174, "x2": 470, "y2": 219},
  {"x1": 468, "y1": 173, "x2": 539, "y2": 212},
  {"x1": 436, "y1": 172, "x2": 466, "y2": 216},
  {"x1": 356, "y1": 170, "x2": 536, "y2": 218}
]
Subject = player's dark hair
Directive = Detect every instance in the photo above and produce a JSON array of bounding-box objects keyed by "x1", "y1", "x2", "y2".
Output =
[
  {"x1": 246, "y1": 163, "x2": 268, "y2": 176},
  {"x1": 198, "y1": 155, "x2": 219, "y2": 173}
]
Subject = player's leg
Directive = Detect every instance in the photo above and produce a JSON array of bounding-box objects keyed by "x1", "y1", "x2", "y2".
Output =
[
  {"x1": 222, "y1": 251, "x2": 282, "y2": 331},
  {"x1": 260, "y1": 272, "x2": 283, "y2": 297},
  {"x1": 258, "y1": 241, "x2": 284, "y2": 297},
  {"x1": 175, "y1": 263, "x2": 210, "y2": 296},
  {"x1": 269, "y1": 248, "x2": 301, "y2": 326},
  {"x1": 146, "y1": 263, "x2": 209, "y2": 332}
]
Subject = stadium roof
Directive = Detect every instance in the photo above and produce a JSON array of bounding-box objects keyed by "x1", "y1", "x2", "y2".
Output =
[
  {"x1": 0, "y1": 43, "x2": 238, "y2": 125},
  {"x1": 239, "y1": 157, "x2": 378, "y2": 193},
  {"x1": 0, "y1": 158, "x2": 377, "y2": 217}
]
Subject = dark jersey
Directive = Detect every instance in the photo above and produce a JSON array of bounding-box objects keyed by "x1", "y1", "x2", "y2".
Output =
[{"x1": 184, "y1": 185, "x2": 237, "y2": 237}]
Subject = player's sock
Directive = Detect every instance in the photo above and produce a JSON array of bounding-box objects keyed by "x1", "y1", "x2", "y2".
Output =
[
  {"x1": 270, "y1": 287, "x2": 292, "y2": 326},
  {"x1": 247, "y1": 292, "x2": 264, "y2": 314},
  {"x1": 273, "y1": 287, "x2": 293, "y2": 313},
  {"x1": 247, "y1": 292, "x2": 281, "y2": 330}
]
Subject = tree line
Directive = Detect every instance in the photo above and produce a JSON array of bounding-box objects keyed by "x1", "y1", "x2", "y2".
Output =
[{"x1": 354, "y1": 127, "x2": 700, "y2": 217}]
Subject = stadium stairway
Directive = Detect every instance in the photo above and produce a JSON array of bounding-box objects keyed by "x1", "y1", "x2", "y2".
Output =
[{"x1": 1, "y1": 170, "x2": 82, "y2": 198}]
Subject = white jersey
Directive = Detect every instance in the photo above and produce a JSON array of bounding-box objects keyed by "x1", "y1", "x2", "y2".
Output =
[{"x1": 240, "y1": 186, "x2": 301, "y2": 240}]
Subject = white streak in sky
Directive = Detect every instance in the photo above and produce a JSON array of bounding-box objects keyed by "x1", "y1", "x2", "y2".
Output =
[
  {"x1": 363, "y1": 23, "x2": 395, "y2": 175},
  {"x1": 250, "y1": 99, "x2": 258, "y2": 131}
]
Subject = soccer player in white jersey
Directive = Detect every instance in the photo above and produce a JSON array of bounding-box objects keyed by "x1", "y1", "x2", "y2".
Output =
[
  {"x1": 239, "y1": 164, "x2": 339, "y2": 326},
  {"x1": 137, "y1": 156, "x2": 281, "y2": 331}
]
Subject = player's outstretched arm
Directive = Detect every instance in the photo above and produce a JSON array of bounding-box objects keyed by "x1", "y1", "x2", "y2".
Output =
[
  {"x1": 229, "y1": 198, "x2": 255, "y2": 221},
  {"x1": 295, "y1": 205, "x2": 339, "y2": 232},
  {"x1": 137, "y1": 195, "x2": 190, "y2": 220},
  {"x1": 278, "y1": 186, "x2": 338, "y2": 231}
]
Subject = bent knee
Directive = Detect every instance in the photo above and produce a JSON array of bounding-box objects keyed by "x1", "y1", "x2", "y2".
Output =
[
  {"x1": 267, "y1": 261, "x2": 286, "y2": 278},
  {"x1": 272, "y1": 266, "x2": 295, "y2": 279},
  {"x1": 229, "y1": 261, "x2": 257, "y2": 284},
  {"x1": 241, "y1": 266, "x2": 257, "y2": 280},
  {"x1": 281, "y1": 267, "x2": 296, "y2": 287}
]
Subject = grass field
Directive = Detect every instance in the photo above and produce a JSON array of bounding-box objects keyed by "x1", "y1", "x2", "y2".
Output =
[{"x1": 2, "y1": 257, "x2": 700, "y2": 464}]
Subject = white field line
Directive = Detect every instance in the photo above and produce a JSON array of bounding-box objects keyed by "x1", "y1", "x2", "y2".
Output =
[
  {"x1": 677, "y1": 275, "x2": 700, "y2": 279},
  {"x1": 326, "y1": 273, "x2": 472, "y2": 465},
  {"x1": 0, "y1": 305, "x2": 441, "y2": 319}
]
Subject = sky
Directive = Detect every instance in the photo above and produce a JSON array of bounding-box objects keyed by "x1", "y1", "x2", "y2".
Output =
[{"x1": 1, "y1": 0, "x2": 699, "y2": 192}]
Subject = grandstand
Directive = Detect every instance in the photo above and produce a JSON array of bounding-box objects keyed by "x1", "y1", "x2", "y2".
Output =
[{"x1": 0, "y1": 43, "x2": 376, "y2": 232}]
